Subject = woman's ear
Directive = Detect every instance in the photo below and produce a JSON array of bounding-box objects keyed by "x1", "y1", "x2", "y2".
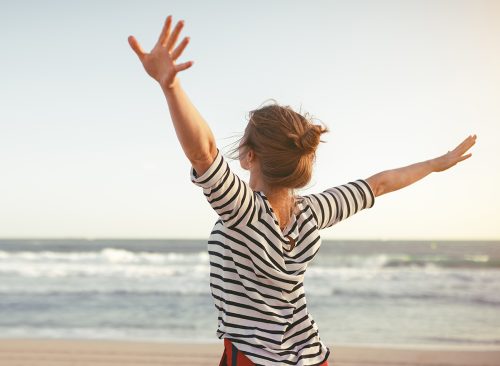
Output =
[
  {"x1": 247, "y1": 149, "x2": 255, "y2": 165},
  {"x1": 239, "y1": 145, "x2": 249, "y2": 170},
  {"x1": 240, "y1": 147, "x2": 255, "y2": 171}
]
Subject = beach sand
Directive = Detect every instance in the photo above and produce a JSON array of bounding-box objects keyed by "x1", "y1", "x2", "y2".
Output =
[{"x1": 0, "y1": 339, "x2": 499, "y2": 366}]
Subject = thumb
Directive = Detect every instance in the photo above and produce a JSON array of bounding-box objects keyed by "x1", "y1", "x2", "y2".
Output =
[{"x1": 128, "y1": 35, "x2": 145, "y2": 61}]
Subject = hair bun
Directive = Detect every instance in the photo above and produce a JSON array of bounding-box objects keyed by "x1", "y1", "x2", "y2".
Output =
[
  {"x1": 288, "y1": 124, "x2": 325, "y2": 155},
  {"x1": 299, "y1": 126, "x2": 321, "y2": 154}
]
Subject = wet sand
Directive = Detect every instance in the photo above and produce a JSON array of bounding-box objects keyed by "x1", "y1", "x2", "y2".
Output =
[{"x1": 0, "y1": 338, "x2": 499, "y2": 365}]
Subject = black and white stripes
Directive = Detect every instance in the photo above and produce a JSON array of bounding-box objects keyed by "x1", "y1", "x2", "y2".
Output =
[{"x1": 191, "y1": 148, "x2": 375, "y2": 366}]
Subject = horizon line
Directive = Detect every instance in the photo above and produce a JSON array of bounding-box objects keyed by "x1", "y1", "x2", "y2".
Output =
[{"x1": 1, "y1": 237, "x2": 499, "y2": 242}]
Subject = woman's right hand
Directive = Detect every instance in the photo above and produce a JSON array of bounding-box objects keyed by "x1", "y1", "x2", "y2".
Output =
[
  {"x1": 128, "y1": 15, "x2": 193, "y2": 89},
  {"x1": 430, "y1": 134, "x2": 477, "y2": 172}
]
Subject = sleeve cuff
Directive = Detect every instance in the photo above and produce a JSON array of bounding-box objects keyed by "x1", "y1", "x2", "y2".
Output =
[
  {"x1": 357, "y1": 179, "x2": 376, "y2": 208},
  {"x1": 190, "y1": 148, "x2": 228, "y2": 189}
]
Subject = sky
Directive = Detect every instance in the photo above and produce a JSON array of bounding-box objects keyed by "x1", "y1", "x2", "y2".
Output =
[{"x1": 1, "y1": 0, "x2": 499, "y2": 240}]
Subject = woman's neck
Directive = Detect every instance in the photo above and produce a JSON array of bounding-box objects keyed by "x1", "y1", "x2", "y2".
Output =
[
  {"x1": 250, "y1": 173, "x2": 297, "y2": 229},
  {"x1": 250, "y1": 173, "x2": 291, "y2": 200}
]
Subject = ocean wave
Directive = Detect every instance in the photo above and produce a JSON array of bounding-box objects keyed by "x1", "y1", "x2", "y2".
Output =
[
  {"x1": 418, "y1": 336, "x2": 500, "y2": 345},
  {"x1": 0, "y1": 288, "x2": 210, "y2": 295},
  {"x1": 1, "y1": 249, "x2": 498, "y2": 269},
  {"x1": 1, "y1": 249, "x2": 500, "y2": 281},
  {"x1": 0, "y1": 262, "x2": 210, "y2": 278},
  {"x1": 325, "y1": 288, "x2": 500, "y2": 306},
  {"x1": 0, "y1": 248, "x2": 209, "y2": 264},
  {"x1": 313, "y1": 253, "x2": 499, "y2": 269},
  {"x1": 2, "y1": 285, "x2": 496, "y2": 306}
]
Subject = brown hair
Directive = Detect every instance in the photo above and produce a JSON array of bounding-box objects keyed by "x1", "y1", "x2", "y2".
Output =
[{"x1": 227, "y1": 99, "x2": 329, "y2": 190}]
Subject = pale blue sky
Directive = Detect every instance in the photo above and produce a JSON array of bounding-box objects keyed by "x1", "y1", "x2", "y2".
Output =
[{"x1": 1, "y1": 0, "x2": 499, "y2": 240}]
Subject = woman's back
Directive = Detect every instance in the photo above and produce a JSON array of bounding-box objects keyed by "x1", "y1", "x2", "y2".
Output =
[{"x1": 191, "y1": 148, "x2": 375, "y2": 366}]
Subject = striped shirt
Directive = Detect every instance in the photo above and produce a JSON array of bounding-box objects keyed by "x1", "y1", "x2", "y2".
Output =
[{"x1": 190, "y1": 148, "x2": 375, "y2": 366}]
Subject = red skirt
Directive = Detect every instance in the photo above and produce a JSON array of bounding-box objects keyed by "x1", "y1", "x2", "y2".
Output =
[{"x1": 219, "y1": 338, "x2": 329, "y2": 366}]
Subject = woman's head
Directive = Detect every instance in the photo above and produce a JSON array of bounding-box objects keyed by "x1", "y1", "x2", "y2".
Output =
[{"x1": 228, "y1": 99, "x2": 329, "y2": 190}]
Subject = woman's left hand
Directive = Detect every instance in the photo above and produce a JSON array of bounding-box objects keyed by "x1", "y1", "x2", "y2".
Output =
[
  {"x1": 430, "y1": 134, "x2": 477, "y2": 172},
  {"x1": 128, "y1": 15, "x2": 193, "y2": 89}
]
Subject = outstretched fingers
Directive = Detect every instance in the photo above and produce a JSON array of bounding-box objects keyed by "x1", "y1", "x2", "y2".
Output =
[
  {"x1": 158, "y1": 15, "x2": 173, "y2": 48},
  {"x1": 171, "y1": 37, "x2": 190, "y2": 61},
  {"x1": 128, "y1": 35, "x2": 146, "y2": 61},
  {"x1": 175, "y1": 60, "x2": 194, "y2": 72},
  {"x1": 455, "y1": 134, "x2": 477, "y2": 153},
  {"x1": 166, "y1": 19, "x2": 185, "y2": 51},
  {"x1": 457, "y1": 153, "x2": 473, "y2": 163},
  {"x1": 452, "y1": 134, "x2": 476, "y2": 165},
  {"x1": 129, "y1": 15, "x2": 194, "y2": 85}
]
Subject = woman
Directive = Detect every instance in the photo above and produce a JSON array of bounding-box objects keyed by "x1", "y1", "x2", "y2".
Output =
[{"x1": 128, "y1": 15, "x2": 476, "y2": 366}]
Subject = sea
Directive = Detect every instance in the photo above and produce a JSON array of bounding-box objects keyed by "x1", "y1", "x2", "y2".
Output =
[{"x1": 1, "y1": 239, "x2": 499, "y2": 347}]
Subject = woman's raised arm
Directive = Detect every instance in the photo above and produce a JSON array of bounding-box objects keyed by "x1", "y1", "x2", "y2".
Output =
[
  {"x1": 128, "y1": 15, "x2": 217, "y2": 176},
  {"x1": 365, "y1": 134, "x2": 477, "y2": 197}
]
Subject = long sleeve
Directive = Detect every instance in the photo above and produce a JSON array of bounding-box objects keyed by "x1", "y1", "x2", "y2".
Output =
[
  {"x1": 301, "y1": 179, "x2": 375, "y2": 230},
  {"x1": 190, "y1": 148, "x2": 256, "y2": 228}
]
